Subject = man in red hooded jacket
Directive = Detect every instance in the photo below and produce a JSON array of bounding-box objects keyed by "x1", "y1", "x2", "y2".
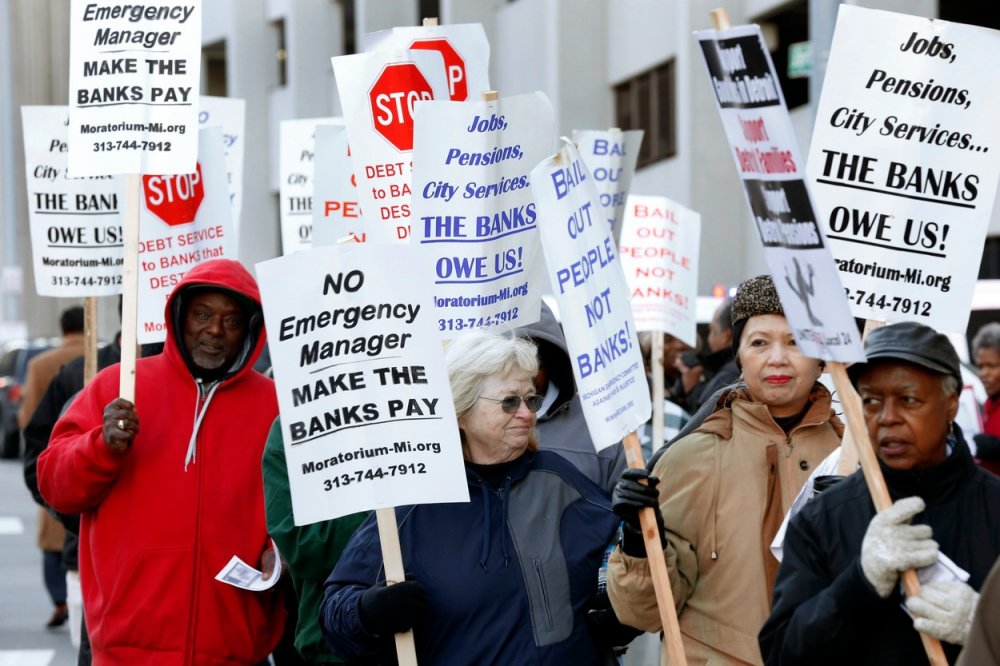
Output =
[{"x1": 38, "y1": 259, "x2": 284, "y2": 665}]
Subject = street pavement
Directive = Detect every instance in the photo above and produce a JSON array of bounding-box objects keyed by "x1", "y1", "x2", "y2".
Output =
[{"x1": 0, "y1": 458, "x2": 77, "y2": 666}]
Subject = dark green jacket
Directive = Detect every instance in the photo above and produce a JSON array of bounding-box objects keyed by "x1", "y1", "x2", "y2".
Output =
[{"x1": 263, "y1": 417, "x2": 367, "y2": 663}]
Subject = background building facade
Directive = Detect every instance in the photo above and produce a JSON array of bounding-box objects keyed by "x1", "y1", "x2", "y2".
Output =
[{"x1": 1, "y1": 0, "x2": 998, "y2": 338}]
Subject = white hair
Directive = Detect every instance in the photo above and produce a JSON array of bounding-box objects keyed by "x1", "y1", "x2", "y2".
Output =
[{"x1": 443, "y1": 331, "x2": 539, "y2": 419}]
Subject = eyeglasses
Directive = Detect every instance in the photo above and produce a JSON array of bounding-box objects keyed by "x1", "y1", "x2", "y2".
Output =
[{"x1": 478, "y1": 394, "x2": 544, "y2": 414}]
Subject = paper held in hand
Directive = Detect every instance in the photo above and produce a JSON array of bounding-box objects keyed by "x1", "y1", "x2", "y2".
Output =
[{"x1": 215, "y1": 540, "x2": 283, "y2": 592}]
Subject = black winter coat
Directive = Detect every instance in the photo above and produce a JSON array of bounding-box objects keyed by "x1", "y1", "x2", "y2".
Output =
[{"x1": 759, "y1": 427, "x2": 1000, "y2": 665}]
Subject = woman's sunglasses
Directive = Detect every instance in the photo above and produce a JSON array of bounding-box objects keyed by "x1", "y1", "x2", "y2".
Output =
[{"x1": 478, "y1": 394, "x2": 545, "y2": 414}]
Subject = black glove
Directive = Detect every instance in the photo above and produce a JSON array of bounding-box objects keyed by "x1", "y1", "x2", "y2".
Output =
[
  {"x1": 974, "y1": 433, "x2": 1000, "y2": 460},
  {"x1": 358, "y1": 578, "x2": 428, "y2": 637},
  {"x1": 586, "y1": 591, "x2": 644, "y2": 653},
  {"x1": 612, "y1": 468, "x2": 666, "y2": 557}
]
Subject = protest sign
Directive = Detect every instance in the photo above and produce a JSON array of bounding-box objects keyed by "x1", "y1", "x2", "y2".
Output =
[
  {"x1": 256, "y1": 243, "x2": 467, "y2": 525},
  {"x1": 412, "y1": 92, "x2": 554, "y2": 335},
  {"x1": 312, "y1": 124, "x2": 363, "y2": 246},
  {"x1": 22, "y1": 105, "x2": 124, "y2": 297},
  {"x1": 280, "y1": 117, "x2": 342, "y2": 254},
  {"x1": 364, "y1": 23, "x2": 490, "y2": 102},
  {"x1": 67, "y1": 0, "x2": 201, "y2": 177},
  {"x1": 807, "y1": 6, "x2": 1000, "y2": 331},
  {"x1": 572, "y1": 129, "x2": 643, "y2": 242},
  {"x1": 199, "y1": 96, "x2": 245, "y2": 241},
  {"x1": 619, "y1": 195, "x2": 700, "y2": 345},
  {"x1": 331, "y1": 49, "x2": 449, "y2": 243},
  {"x1": 696, "y1": 24, "x2": 864, "y2": 363},
  {"x1": 136, "y1": 126, "x2": 234, "y2": 343},
  {"x1": 530, "y1": 140, "x2": 651, "y2": 447}
]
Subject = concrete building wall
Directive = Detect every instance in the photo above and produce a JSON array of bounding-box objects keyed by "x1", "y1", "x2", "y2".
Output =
[{"x1": 3, "y1": 0, "x2": 994, "y2": 339}]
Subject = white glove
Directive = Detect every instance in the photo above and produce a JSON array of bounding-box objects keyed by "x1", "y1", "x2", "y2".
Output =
[
  {"x1": 860, "y1": 497, "x2": 938, "y2": 598},
  {"x1": 906, "y1": 579, "x2": 979, "y2": 646}
]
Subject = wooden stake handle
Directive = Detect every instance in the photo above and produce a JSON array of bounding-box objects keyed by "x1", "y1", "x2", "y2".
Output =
[
  {"x1": 622, "y1": 432, "x2": 688, "y2": 665},
  {"x1": 422, "y1": 17, "x2": 438, "y2": 27},
  {"x1": 710, "y1": 8, "x2": 731, "y2": 30},
  {"x1": 119, "y1": 173, "x2": 141, "y2": 402},
  {"x1": 828, "y1": 363, "x2": 947, "y2": 665},
  {"x1": 651, "y1": 331, "x2": 665, "y2": 449},
  {"x1": 482, "y1": 90, "x2": 498, "y2": 102},
  {"x1": 375, "y1": 507, "x2": 418, "y2": 665},
  {"x1": 83, "y1": 297, "x2": 98, "y2": 386}
]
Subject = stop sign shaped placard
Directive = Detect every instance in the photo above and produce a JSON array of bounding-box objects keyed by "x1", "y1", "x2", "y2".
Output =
[
  {"x1": 369, "y1": 63, "x2": 433, "y2": 152},
  {"x1": 143, "y1": 163, "x2": 205, "y2": 226},
  {"x1": 409, "y1": 38, "x2": 467, "y2": 101}
]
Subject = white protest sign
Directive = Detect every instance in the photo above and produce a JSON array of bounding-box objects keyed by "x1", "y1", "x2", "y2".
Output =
[
  {"x1": 312, "y1": 124, "x2": 363, "y2": 246},
  {"x1": 530, "y1": 141, "x2": 651, "y2": 448},
  {"x1": 280, "y1": 117, "x2": 342, "y2": 254},
  {"x1": 199, "y1": 96, "x2": 245, "y2": 241},
  {"x1": 22, "y1": 106, "x2": 125, "y2": 297},
  {"x1": 332, "y1": 50, "x2": 449, "y2": 243},
  {"x1": 364, "y1": 23, "x2": 490, "y2": 102},
  {"x1": 696, "y1": 25, "x2": 864, "y2": 362},
  {"x1": 67, "y1": 0, "x2": 201, "y2": 176},
  {"x1": 619, "y1": 195, "x2": 700, "y2": 345},
  {"x1": 572, "y1": 129, "x2": 643, "y2": 242},
  {"x1": 807, "y1": 6, "x2": 1000, "y2": 330},
  {"x1": 256, "y1": 244, "x2": 468, "y2": 525},
  {"x1": 412, "y1": 92, "x2": 554, "y2": 335},
  {"x1": 137, "y1": 126, "x2": 235, "y2": 343}
]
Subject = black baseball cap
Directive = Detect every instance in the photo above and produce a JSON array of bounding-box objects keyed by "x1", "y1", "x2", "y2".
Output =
[{"x1": 847, "y1": 321, "x2": 962, "y2": 386}]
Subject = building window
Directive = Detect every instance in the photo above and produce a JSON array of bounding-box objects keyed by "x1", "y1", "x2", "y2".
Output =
[
  {"x1": 273, "y1": 19, "x2": 287, "y2": 86},
  {"x1": 419, "y1": 0, "x2": 440, "y2": 23},
  {"x1": 339, "y1": 0, "x2": 356, "y2": 55},
  {"x1": 613, "y1": 60, "x2": 676, "y2": 168},
  {"x1": 203, "y1": 41, "x2": 227, "y2": 96},
  {"x1": 756, "y1": 0, "x2": 807, "y2": 110}
]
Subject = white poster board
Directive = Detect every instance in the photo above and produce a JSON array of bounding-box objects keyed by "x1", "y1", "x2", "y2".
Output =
[
  {"x1": 530, "y1": 141, "x2": 651, "y2": 449},
  {"x1": 137, "y1": 127, "x2": 235, "y2": 343},
  {"x1": 280, "y1": 117, "x2": 342, "y2": 254},
  {"x1": 22, "y1": 105, "x2": 125, "y2": 296},
  {"x1": 807, "y1": 6, "x2": 1000, "y2": 331},
  {"x1": 572, "y1": 129, "x2": 643, "y2": 242},
  {"x1": 199, "y1": 96, "x2": 245, "y2": 241},
  {"x1": 619, "y1": 194, "x2": 700, "y2": 345},
  {"x1": 256, "y1": 244, "x2": 468, "y2": 525},
  {"x1": 364, "y1": 23, "x2": 490, "y2": 102},
  {"x1": 331, "y1": 50, "x2": 448, "y2": 243},
  {"x1": 67, "y1": 0, "x2": 201, "y2": 176},
  {"x1": 312, "y1": 124, "x2": 363, "y2": 247},
  {"x1": 696, "y1": 25, "x2": 864, "y2": 363},
  {"x1": 412, "y1": 92, "x2": 555, "y2": 335}
]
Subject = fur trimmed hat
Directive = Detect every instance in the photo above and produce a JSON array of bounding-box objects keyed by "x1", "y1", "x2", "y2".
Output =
[{"x1": 731, "y1": 274, "x2": 784, "y2": 352}]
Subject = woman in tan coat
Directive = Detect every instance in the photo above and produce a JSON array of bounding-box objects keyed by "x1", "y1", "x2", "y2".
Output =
[{"x1": 606, "y1": 275, "x2": 842, "y2": 665}]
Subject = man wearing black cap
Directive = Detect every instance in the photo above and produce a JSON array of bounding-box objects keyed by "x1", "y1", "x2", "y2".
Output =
[{"x1": 760, "y1": 321, "x2": 1000, "y2": 664}]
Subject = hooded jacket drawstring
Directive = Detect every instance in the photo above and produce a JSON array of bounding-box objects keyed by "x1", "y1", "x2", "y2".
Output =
[
  {"x1": 478, "y1": 481, "x2": 491, "y2": 571},
  {"x1": 500, "y1": 476, "x2": 512, "y2": 567},
  {"x1": 185, "y1": 379, "x2": 220, "y2": 471}
]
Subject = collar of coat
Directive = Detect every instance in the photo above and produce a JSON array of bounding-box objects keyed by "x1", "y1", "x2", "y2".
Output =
[{"x1": 695, "y1": 383, "x2": 845, "y2": 440}]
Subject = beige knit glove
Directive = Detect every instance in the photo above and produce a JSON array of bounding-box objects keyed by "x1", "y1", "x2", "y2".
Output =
[
  {"x1": 906, "y1": 579, "x2": 979, "y2": 646},
  {"x1": 860, "y1": 497, "x2": 939, "y2": 598}
]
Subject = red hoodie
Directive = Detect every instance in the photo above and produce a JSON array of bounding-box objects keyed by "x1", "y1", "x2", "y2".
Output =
[{"x1": 39, "y1": 259, "x2": 284, "y2": 665}]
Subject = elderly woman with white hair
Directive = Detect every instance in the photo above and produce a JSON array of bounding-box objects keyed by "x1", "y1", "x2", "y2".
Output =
[{"x1": 319, "y1": 331, "x2": 633, "y2": 664}]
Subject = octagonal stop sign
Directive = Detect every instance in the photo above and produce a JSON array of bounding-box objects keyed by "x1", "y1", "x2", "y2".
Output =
[
  {"x1": 369, "y1": 63, "x2": 434, "y2": 152},
  {"x1": 143, "y1": 163, "x2": 205, "y2": 226},
  {"x1": 409, "y1": 38, "x2": 467, "y2": 101}
]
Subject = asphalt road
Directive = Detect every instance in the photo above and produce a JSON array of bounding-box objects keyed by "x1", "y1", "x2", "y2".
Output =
[{"x1": 0, "y1": 458, "x2": 78, "y2": 666}]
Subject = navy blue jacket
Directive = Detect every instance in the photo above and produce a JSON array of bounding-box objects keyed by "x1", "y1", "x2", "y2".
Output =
[{"x1": 320, "y1": 450, "x2": 620, "y2": 665}]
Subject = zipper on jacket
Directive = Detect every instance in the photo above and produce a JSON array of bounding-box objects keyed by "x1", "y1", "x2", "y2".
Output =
[
  {"x1": 784, "y1": 435, "x2": 793, "y2": 458},
  {"x1": 532, "y1": 559, "x2": 553, "y2": 630},
  {"x1": 185, "y1": 380, "x2": 206, "y2": 665}
]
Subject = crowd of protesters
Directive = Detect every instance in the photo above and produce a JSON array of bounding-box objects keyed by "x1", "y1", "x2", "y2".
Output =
[{"x1": 15, "y1": 261, "x2": 1000, "y2": 665}]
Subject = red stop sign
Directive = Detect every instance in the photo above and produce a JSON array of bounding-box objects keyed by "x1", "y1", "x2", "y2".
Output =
[
  {"x1": 143, "y1": 163, "x2": 205, "y2": 226},
  {"x1": 409, "y1": 38, "x2": 467, "y2": 101},
  {"x1": 369, "y1": 63, "x2": 434, "y2": 152}
]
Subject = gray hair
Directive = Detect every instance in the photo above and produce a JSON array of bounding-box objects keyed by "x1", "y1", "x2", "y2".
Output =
[
  {"x1": 972, "y1": 323, "x2": 1000, "y2": 357},
  {"x1": 443, "y1": 331, "x2": 539, "y2": 420},
  {"x1": 941, "y1": 373, "x2": 960, "y2": 399}
]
